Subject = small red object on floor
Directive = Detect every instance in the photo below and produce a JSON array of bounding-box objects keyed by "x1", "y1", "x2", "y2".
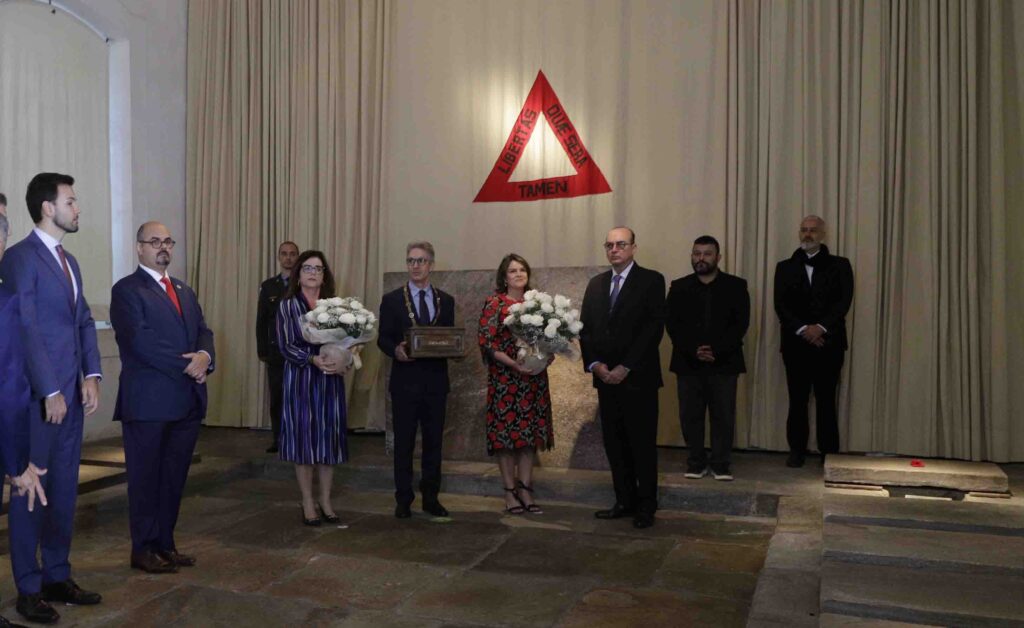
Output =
[{"x1": 910, "y1": 459, "x2": 925, "y2": 467}]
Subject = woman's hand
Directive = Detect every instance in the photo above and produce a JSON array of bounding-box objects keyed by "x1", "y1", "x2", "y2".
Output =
[{"x1": 313, "y1": 355, "x2": 340, "y2": 375}]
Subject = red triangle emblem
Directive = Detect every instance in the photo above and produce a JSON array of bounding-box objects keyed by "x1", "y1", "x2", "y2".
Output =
[{"x1": 474, "y1": 71, "x2": 612, "y2": 203}]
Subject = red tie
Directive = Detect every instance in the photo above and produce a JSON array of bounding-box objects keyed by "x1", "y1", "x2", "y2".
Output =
[
  {"x1": 160, "y1": 277, "x2": 183, "y2": 316},
  {"x1": 55, "y1": 244, "x2": 74, "y2": 305}
]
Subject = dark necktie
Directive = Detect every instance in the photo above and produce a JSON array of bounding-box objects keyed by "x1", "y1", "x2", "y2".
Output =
[
  {"x1": 417, "y1": 289, "x2": 430, "y2": 325},
  {"x1": 609, "y1": 274, "x2": 622, "y2": 311},
  {"x1": 55, "y1": 244, "x2": 75, "y2": 306}
]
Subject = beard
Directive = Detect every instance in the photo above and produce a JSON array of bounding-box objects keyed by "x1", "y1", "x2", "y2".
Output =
[
  {"x1": 155, "y1": 251, "x2": 171, "y2": 267},
  {"x1": 800, "y1": 240, "x2": 819, "y2": 252},
  {"x1": 692, "y1": 261, "x2": 716, "y2": 275},
  {"x1": 55, "y1": 214, "x2": 79, "y2": 233}
]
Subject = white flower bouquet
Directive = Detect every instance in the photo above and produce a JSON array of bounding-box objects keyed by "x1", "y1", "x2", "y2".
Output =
[
  {"x1": 502, "y1": 290, "x2": 584, "y2": 375},
  {"x1": 301, "y1": 297, "x2": 377, "y2": 370}
]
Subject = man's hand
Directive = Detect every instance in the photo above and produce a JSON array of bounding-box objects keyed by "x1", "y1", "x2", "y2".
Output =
[
  {"x1": 800, "y1": 325, "x2": 826, "y2": 347},
  {"x1": 12, "y1": 463, "x2": 47, "y2": 512},
  {"x1": 81, "y1": 377, "x2": 101, "y2": 416},
  {"x1": 394, "y1": 341, "x2": 415, "y2": 362},
  {"x1": 45, "y1": 393, "x2": 68, "y2": 424},
  {"x1": 182, "y1": 352, "x2": 212, "y2": 380},
  {"x1": 605, "y1": 365, "x2": 630, "y2": 385},
  {"x1": 592, "y1": 362, "x2": 611, "y2": 384},
  {"x1": 696, "y1": 345, "x2": 715, "y2": 363}
]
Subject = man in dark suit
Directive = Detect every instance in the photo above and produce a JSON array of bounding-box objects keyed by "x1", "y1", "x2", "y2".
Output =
[
  {"x1": 110, "y1": 221, "x2": 215, "y2": 574},
  {"x1": 256, "y1": 241, "x2": 299, "y2": 453},
  {"x1": 580, "y1": 227, "x2": 666, "y2": 529},
  {"x1": 666, "y1": 235, "x2": 750, "y2": 481},
  {"x1": 377, "y1": 241, "x2": 455, "y2": 519},
  {"x1": 0, "y1": 173, "x2": 104, "y2": 624},
  {"x1": 0, "y1": 210, "x2": 42, "y2": 628},
  {"x1": 774, "y1": 215, "x2": 854, "y2": 467}
]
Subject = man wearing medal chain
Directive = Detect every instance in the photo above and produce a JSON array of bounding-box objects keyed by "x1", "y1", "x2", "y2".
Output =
[{"x1": 377, "y1": 241, "x2": 456, "y2": 519}]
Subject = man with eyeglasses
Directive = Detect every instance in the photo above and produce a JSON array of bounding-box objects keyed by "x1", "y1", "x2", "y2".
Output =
[
  {"x1": 377, "y1": 241, "x2": 456, "y2": 519},
  {"x1": 256, "y1": 241, "x2": 299, "y2": 453},
  {"x1": 0, "y1": 173, "x2": 104, "y2": 624},
  {"x1": 580, "y1": 227, "x2": 666, "y2": 529},
  {"x1": 109, "y1": 221, "x2": 215, "y2": 575}
]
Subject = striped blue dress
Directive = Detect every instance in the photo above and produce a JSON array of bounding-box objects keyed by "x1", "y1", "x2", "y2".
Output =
[{"x1": 276, "y1": 295, "x2": 348, "y2": 465}]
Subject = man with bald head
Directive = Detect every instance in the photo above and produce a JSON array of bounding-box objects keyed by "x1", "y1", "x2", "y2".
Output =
[
  {"x1": 580, "y1": 227, "x2": 666, "y2": 529},
  {"x1": 774, "y1": 215, "x2": 854, "y2": 467},
  {"x1": 110, "y1": 222, "x2": 215, "y2": 574}
]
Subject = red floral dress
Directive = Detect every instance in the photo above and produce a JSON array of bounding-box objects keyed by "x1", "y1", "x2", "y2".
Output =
[{"x1": 478, "y1": 293, "x2": 554, "y2": 455}]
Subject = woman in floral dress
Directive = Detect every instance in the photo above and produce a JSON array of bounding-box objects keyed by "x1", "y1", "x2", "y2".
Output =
[{"x1": 478, "y1": 253, "x2": 553, "y2": 514}]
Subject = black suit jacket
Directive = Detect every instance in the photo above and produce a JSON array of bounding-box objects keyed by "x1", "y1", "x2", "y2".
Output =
[
  {"x1": 579, "y1": 264, "x2": 666, "y2": 390},
  {"x1": 377, "y1": 285, "x2": 456, "y2": 395},
  {"x1": 774, "y1": 245, "x2": 854, "y2": 352},
  {"x1": 256, "y1": 274, "x2": 289, "y2": 365},
  {"x1": 666, "y1": 272, "x2": 750, "y2": 375}
]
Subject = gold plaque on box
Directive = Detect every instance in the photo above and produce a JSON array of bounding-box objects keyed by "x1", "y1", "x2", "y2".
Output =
[{"x1": 405, "y1": 327, "x2": 466, "y2": 358}]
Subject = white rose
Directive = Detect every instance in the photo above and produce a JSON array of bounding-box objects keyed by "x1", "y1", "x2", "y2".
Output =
[
  {"x1": 538, "y1": 292, "x2": 553, "y2": 304},
  {"x1": 502, "y1": 315, "x2": 516, "y2": 326},
  {"x1": 365, "y1": 323, "x2": 374, "y2": 331},
  {"x1": 554, "y1": 295, "x2": 570, "y2": 309},
  {"x1": 548, "y1": 319, "x2": 562, "y2": 329},
  {"x1": 328, "y1": 297, "x2": 342, "y2": 307},
  {"x1": 317, "y1": 312, "x2": 330, "y2": 323},
  {"x1": 569, "y1": 321, "x2": 583, "y2": 334},
  {"x1": 530, "y1": 315, "x2": 545, "y2": 327},
  {"x1": 524, "y1": 289, "x2": 538, "y2": 301},
  {"x1": 540, "y1": 303, "x2": 554, "y2": 313},
  {"x1": 356, "y1": 315, "x2": 367, "y2": 324},
  {"x1": 509, "y1": 303, "x2": 522, "y2": 313},
  {"x1": 349, "y1": 300, "x2": 364, "y2": 311},
  {"x1": 305, "y1": 312, "x2": 316, "y2": 321},
  {"x1": 339, "y1": 313, "x2": 356, "y2": 325},
  {"x1": 544, "y1": 327, "x2": 558, "y2": 338},
  {"x1": 523, "y1": 299, "x2": 537, "y2": 310}
]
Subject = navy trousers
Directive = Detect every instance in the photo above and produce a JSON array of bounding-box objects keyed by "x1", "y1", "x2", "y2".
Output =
[
  {"x1": 122, "y1": 418, "x2": 201, "y2": 554},
  {"x1": 8, "y1": 393, "x2": 83, "y2": 595},
  {"x1": 391, "y1": 391, "x2": 447, "y2": 507}
]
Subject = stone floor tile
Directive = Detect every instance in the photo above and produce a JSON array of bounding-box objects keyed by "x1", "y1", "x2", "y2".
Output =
[
  {"x1": 557, "y1": 586, "x2": 748, "y2": 628},
  {"x1": 400, "y1": 570, "x2": 588, "y2": 627},
  {"x1": 169, "y1": 543, "x2": 314, "y2": 593},
  {"x1": 474, "y1": 527, "x2": 675, "y2": 586},
  {"x1": 261, "y1": 553, "x2": 447, "y2": 611}
]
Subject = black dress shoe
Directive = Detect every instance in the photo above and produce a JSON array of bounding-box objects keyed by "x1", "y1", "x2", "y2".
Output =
[
  {"x1": 594, "y1": 504, "x2": 636, "y2": 519},
  {"x1": 158, "y1": 550, "x2": 196, "y2": 567},
  {"x1": 265, "y1": 444, "x2": 279, "y2": 454},
  {"x1": 786, "y1": 452, "x2": 805, "y2": 468},
  {"x1": 131, "y1": 550, "x2": 178, "y2": 574},
  {"x1": 16, "y1": 594, "x2": 58, "y2": 624},
  {"x1": 40, "y1": 579, "x2": 101, "y2": 605},
  {"x1": 394, "y1": 503, "x2": 412, "y2": 519},
  {"x1": 317, "y1": 503, "x2": 341, "y2": 524},
  {"x1": 0, "y1": 614, "x2": 28, "y2": 628},
  {"x1": 422, "y1": 501, "x2": 449, "y2": 517},
  {"x1": 300, "y1": 504, "x2": 321, "y2": 527},
  {"x1": 633, "y1": 512, "x2": 655, "y2": 529}
]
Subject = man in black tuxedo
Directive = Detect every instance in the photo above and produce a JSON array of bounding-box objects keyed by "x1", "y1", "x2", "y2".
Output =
[
  {"x1": 667, "y1": 235, "x2": 749, "y2": 481},
  {"x1": 255, "y1": 241, "x2": 299, "y2": 453},
  {"x1": 580, "y1": 227, "x2": 666, "y2": 529},
  {"x1": 774, "y1": 215, "x2": 854, "y2": 467},
  {"x1": 377, "y1": 241, "x2": 455, "y2": 519}
]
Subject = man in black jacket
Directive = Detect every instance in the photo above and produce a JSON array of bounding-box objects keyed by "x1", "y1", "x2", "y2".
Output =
[
  {"x1": 666, "y1": 235, "x2": 749, "y2": 481},
  {"x1": 377, "y1": 241, "x2": 455, "y2": 519},
  {"x1": 255, "y1": 241, "x2": 299, "y2": 453},
  {"x1": 774, "y1": 216, "x2": 854, "y2": 467},
  {"x1": 580, "y1": 227, "x2": 666, "y2": 529}
]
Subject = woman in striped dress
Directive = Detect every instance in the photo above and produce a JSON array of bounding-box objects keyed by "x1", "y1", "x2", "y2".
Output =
[{"x1": 276, "y1": 250, "x2": 349, "y2": 526}]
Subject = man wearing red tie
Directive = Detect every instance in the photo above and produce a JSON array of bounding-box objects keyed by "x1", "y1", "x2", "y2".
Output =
[{"x1": 109, "y1": 221, "x2": 215, "y2": 574}]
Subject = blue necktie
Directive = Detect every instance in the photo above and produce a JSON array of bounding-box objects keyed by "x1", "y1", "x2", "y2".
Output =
[{"x1": 609, "y1": 274, "x2": 622, "y2": 311}]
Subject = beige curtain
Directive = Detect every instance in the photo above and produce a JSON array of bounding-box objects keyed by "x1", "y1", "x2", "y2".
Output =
[
  {"x1": 186, "y1": 0, "x2": 388, "y2": 429},
  {"x1": 727, "y1": 0, "x2": 1024, "y2": 461}
]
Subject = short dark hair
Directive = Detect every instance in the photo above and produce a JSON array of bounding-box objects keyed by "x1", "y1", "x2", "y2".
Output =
[
  {"x1": 0, "y1": 192, "x2": 7, "y2": 206},
  {"x1": 278, "y1": 241, "x2": 299, "y2": 253},
  {"x1": 693, "y1": 235, "x2": 720, "y2": 254},
  {"x1": 26, "y1": 173, "x2": 75, "y2": 223},
  {"x1": 0, "y1": 213, "x2": 9, "y2": 241},
  {"x1": 285, "y1": 250, "x2": 336, "y2": 300},
  {"x1": 495, "y1": 253, "x2": 532, "y2": 293}
]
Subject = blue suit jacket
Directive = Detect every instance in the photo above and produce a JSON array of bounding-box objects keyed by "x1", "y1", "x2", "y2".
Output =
[
  {"x1": 110, "y1": 267, "x2": 215, "y2": 422},
  {"x1": 0, "y1": 231, "x2": 102, "y2": 403},
  {"x1": 0, "y1": 284, "x2": 31, "y2": 478}
]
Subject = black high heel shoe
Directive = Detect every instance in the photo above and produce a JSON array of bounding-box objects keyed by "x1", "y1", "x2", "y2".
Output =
[
  {"x1": 317, "y1": 503, "x2": 341, "y2": 524},
  {"x1": 516, "y1": 481, "x2": 543, "y2": 514},
  {"x1": 301, "y1": 504, "x2": 321, "y2": 527},
  {"x1": 503, "y1": 487, "x2": 525, "y2": 515}
]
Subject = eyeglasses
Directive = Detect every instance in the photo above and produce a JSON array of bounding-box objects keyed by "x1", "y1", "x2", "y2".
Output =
[
  {"x1": 603, "y1": 241, "x2": 632, "y2": 251},
  {"x1": 406, "y1": 257, "x2": 432, "y2": 267},
  {"x1": 300, "y1": 264, "x2": 325, "y2": 275},
  {"x1": 138, "y1": 238, "x2": 176, "y2": 250}
]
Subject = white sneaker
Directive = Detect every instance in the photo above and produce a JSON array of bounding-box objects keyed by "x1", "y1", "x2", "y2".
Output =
[
  {"x1": 684, "y1": 466, "x2": 708, "y2": 479},
  {"x1": 711, "y1": 467, "x2": 734, "y2": 481}
]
